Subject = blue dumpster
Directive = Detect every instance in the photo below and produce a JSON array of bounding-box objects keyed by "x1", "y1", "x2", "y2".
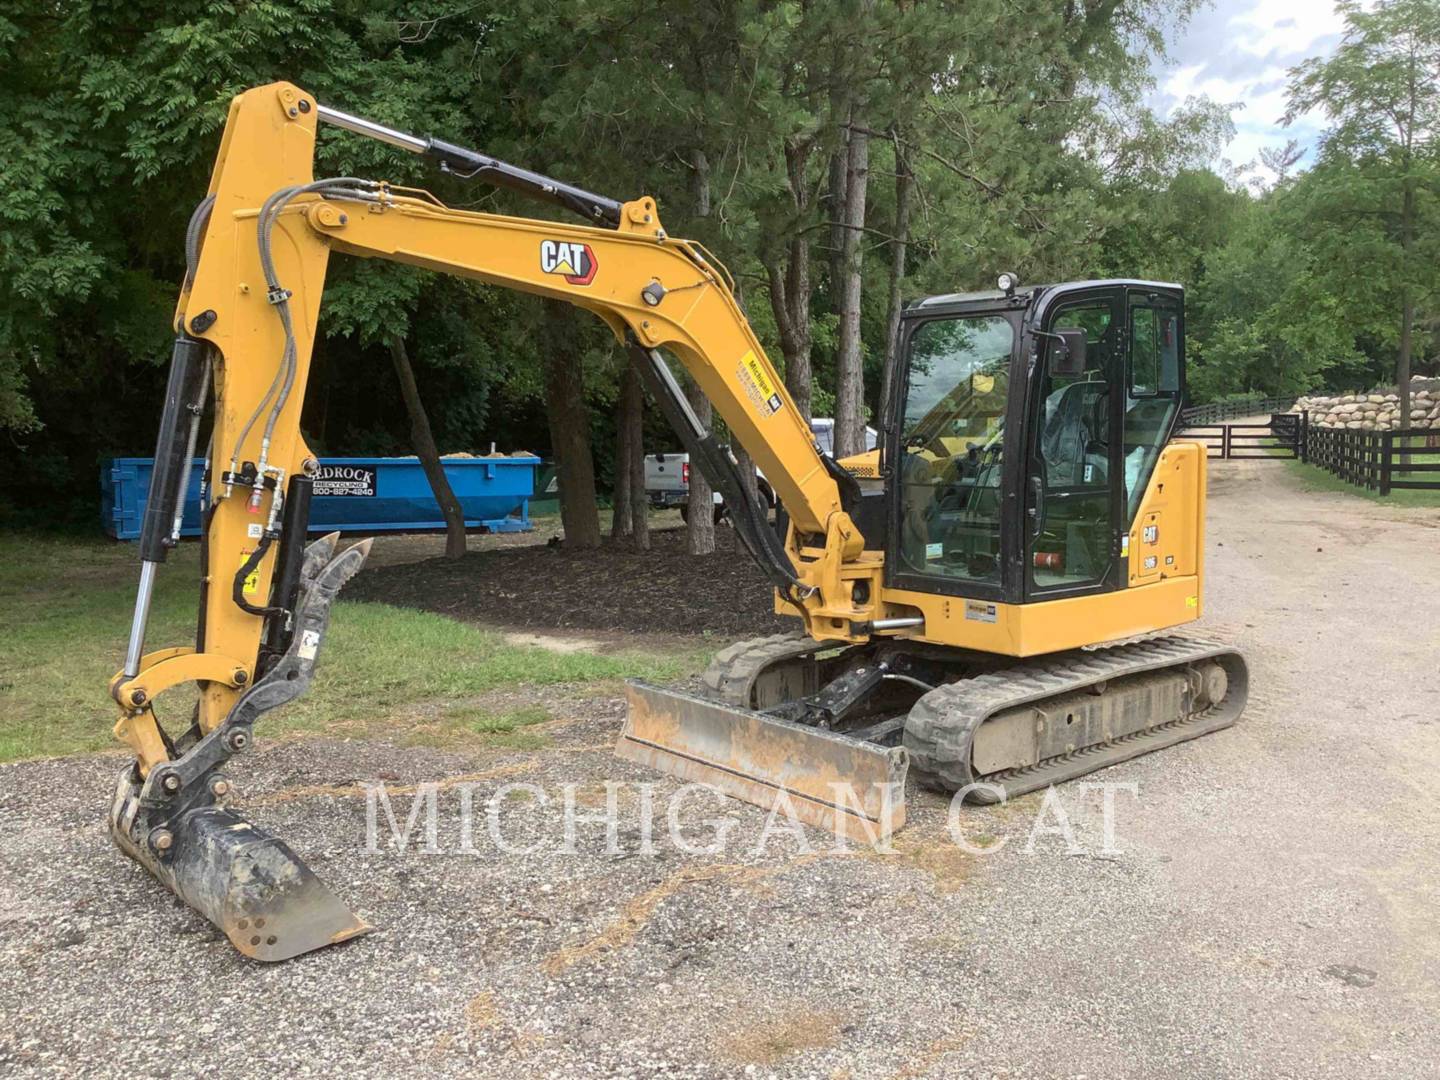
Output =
[{"x1": 101, "y1": 455, "x2": 538, "y2": 540}]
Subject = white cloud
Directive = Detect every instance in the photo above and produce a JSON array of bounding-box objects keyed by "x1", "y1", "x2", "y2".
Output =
[
  {"x1": 1228, "y1": 0, "x2": 1349, "y2": 59},
  {"x1": 1149, "y1": 0, "x2": 1372, "y2": 184}
]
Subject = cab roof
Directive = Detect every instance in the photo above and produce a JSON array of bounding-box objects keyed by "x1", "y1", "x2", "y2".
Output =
[{"x1": 908, "y1": 279, "x2": 1184, "y2": 310}]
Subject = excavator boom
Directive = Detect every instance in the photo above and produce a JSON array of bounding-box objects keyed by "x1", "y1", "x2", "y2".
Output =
[{"x1": 110, "y1": 82, "x2": 896, "y2": 959}]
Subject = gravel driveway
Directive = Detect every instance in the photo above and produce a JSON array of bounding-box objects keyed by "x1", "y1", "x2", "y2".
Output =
[{"x1": 2, "y1": 461, "x2": 1437, "y2": 1079}]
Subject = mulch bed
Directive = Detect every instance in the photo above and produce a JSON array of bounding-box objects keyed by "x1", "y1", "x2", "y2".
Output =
[{"x1": 346, "y1": 526, "x2": 792, "y2": 639}]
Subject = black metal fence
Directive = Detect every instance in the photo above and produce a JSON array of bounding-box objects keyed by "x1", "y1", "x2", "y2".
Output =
[
  {"x1": 1179, "y1": 410, "x2": 1440, "y2": 494},
  {"x1": 1303, "y1": 422, "x2": 1440, "y2": 495},
  {"x1": 1184, "y1": 413, "x2": 1304, "y2": 460},
  {"x1": 1180, "y1": 396, "x2": 1298, "y2": 426}
]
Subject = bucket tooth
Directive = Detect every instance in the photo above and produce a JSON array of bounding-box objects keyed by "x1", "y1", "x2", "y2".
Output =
[{"x1": 618, "y1": 680, "x2": 908, "y2": 844}]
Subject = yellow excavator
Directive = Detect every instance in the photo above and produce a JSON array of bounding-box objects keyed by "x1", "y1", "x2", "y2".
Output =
[{"x1": 110, "y1": 82, "x2": 1247, "y2": 961}]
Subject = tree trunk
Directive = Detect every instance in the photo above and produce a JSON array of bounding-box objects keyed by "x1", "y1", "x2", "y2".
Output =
[
  {"x1": 388, "y1": 335, "x2": 466, "y2": 560},
  {"x1": 541, "y1": 299, "x2": 601, "y2": 549},
  {"x1": 769, "y1": 240, "x2": 815, "y2": 421},
  {"x1": 827, "y1": 145, "x2": 849, "y2": 312},
  {"x1": 615, "y1": 358, "x2": 649, "y2": 549},
  {"x1": 833, "y1": 110, "x2": 871, "y2": 458},
  {"x1": 1398, "y1": 181, "x2": 1415, "y2": 445},
  {"x1": 691, "y1": 148, "x2": 712, "y2": 218},
  {"x1": 765, "y1": 138, "x2": 816, "y2": 423},
  {"x1": 684, "y1": 376, "x2": 715, "y2": 554},
  {"x1": 610, "y1": 376, "x2": 633, "y2": 543},
  {"x1": 878, "y1": 133, "x2": 913, "y2": 427}
]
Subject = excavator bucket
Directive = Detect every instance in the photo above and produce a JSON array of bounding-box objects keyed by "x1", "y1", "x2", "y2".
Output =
[
  {"x1": 617, "y1": 681, "x2": 908, "y2": 844},
  {"x1": 109, "y1": 536, "x2": 373, "y2": 961},
  {"x1": 110, "y1": 776, "x2": 369, "y2": 961}
]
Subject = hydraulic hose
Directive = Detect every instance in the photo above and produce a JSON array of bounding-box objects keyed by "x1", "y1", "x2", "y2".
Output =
[
  {"x1": 227, "y1": 179, "x2": 379, "y2": 489},
  {"x1": 183, "y1": 194, "x2": 216, "y2": 288}
]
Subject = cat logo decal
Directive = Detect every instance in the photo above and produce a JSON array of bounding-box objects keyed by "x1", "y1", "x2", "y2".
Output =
[{"x1": 539, "y1": 240, "x2": 597, "y2": 285}]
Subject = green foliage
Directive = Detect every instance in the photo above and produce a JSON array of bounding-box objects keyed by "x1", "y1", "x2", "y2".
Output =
[
  {"x1": 1189, "y1": 192, "x2": 1366, "y2": 398},
  {"x1": 13, "y1": 0, "x2": 1433, "y2": 520}
]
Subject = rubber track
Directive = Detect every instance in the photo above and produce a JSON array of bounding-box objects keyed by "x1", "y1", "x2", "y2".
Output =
[
  {"x1": 903, "y1": 635, "x2": 1248, "y2": 801},
  {"x1": 700, "y1": 631, "x2": 823, "y2": 707}
]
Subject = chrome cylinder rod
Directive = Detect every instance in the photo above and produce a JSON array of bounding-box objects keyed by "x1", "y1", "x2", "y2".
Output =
[
  {"x1": 315, "y1": 105, "x2": 427, "y2": 154},
  {"x1": 871, "y1": 617, "x2": 925, "y2": 631},
  {"x1": 168, "y1": 361, "x2": 211, "y2": 545},
  {"x1": 123, "y1": 561, "x2": 159, "y2": 679}
]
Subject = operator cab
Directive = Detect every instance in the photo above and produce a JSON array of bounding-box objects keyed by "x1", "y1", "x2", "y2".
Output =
[{"x1": 885, "y1": 279, "x2": 1184, "y2": 605}]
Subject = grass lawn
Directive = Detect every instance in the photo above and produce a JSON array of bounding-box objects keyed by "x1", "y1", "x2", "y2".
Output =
[
  {"x1": 0, "y1": 533, "x2": 711, "y2": 763},
  {"x1": 1280, "y1": 458, "x2": 1440, "y2": 508}
]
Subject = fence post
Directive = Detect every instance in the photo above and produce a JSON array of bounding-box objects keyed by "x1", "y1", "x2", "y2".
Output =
[
  {"x1": 1300, "y1": 410, "x2": 1309, "y2": 462},
  {"x1": 1381, "y1": 430, "x2": 1393, "y2": 496},
  {"x1": 1222, "y1": 424, "x2": 1231, "y2": 460}
]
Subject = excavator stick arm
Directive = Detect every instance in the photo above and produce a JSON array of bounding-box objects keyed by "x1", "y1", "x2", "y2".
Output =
[{"x1": 111, "y1": 81, "x2": 889, "y2": 961}]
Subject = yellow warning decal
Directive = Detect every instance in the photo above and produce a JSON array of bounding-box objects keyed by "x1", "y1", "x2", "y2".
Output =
[
  {"x1": 1185, "y1": 595, "x2": 1199, "y2": 608},
  {"x1": 736, "y1": 350, "x2": 783, "y2": 418},
  {"x1": 241, "y1": 549, "x2": 261, "y2": 596}
]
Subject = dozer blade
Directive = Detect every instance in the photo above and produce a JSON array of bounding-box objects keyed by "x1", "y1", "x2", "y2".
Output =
[
  {"x1": 618, "y1": 681, "x2": 908, "y2": 844},
  {"x1": 112, "y1": 776, "x2": 369, "y2": 961}
]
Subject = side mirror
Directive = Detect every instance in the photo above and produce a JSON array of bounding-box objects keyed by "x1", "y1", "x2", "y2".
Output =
[{"x1": 1050, "y1": 327, "x2": 1088, "y2": 377}]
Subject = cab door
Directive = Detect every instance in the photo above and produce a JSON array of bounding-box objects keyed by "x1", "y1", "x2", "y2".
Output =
[{"x1": 1023, "y1": 285, "x2": 1126, "y2": 599}]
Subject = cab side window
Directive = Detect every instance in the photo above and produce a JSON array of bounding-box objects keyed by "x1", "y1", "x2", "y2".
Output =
[
  {"x1": 1129, "y1": 308, "x2": 1180, "y2": 397},
  {"x1": 1123, "y1": 303, "x2": 1181, "y2": 522}
]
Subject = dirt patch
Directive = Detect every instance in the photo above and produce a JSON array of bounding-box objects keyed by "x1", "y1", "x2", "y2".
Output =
[
  {"x1": 722, "y1": 1007, "x2": 847, "y2": 1065},
  {"x1": 347, "y1": 526, "x2": 791, "y2": 639}
]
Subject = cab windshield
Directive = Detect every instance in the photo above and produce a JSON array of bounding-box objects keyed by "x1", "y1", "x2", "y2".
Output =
[{"x1": 896, "y1": 314, "x2": 1014, "y2": 586}]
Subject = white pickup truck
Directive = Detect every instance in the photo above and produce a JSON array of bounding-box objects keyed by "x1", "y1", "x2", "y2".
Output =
[{"x1": 644, "y1": 418, "x2": 878, "y2": 521}]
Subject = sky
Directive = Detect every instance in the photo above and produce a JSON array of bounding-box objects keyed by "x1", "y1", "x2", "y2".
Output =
[{"x1": 1148, "y1": 0, "x2": 1366, "y2": 185}]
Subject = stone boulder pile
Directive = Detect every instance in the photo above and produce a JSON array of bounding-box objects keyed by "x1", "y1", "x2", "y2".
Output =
[{"x1": 1291, "y1": 376, "x2": 1440, "y2": 430}]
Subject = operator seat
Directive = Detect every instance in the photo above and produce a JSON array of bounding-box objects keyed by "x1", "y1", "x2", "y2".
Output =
[{"x1": 1042, "y1": 380, "x2": 1108, "y2": 486}]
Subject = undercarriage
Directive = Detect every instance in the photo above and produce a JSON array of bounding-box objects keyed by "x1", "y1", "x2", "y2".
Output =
[{"x1": 621, "y1": 630, "x2": 1247, "y2": 836}]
